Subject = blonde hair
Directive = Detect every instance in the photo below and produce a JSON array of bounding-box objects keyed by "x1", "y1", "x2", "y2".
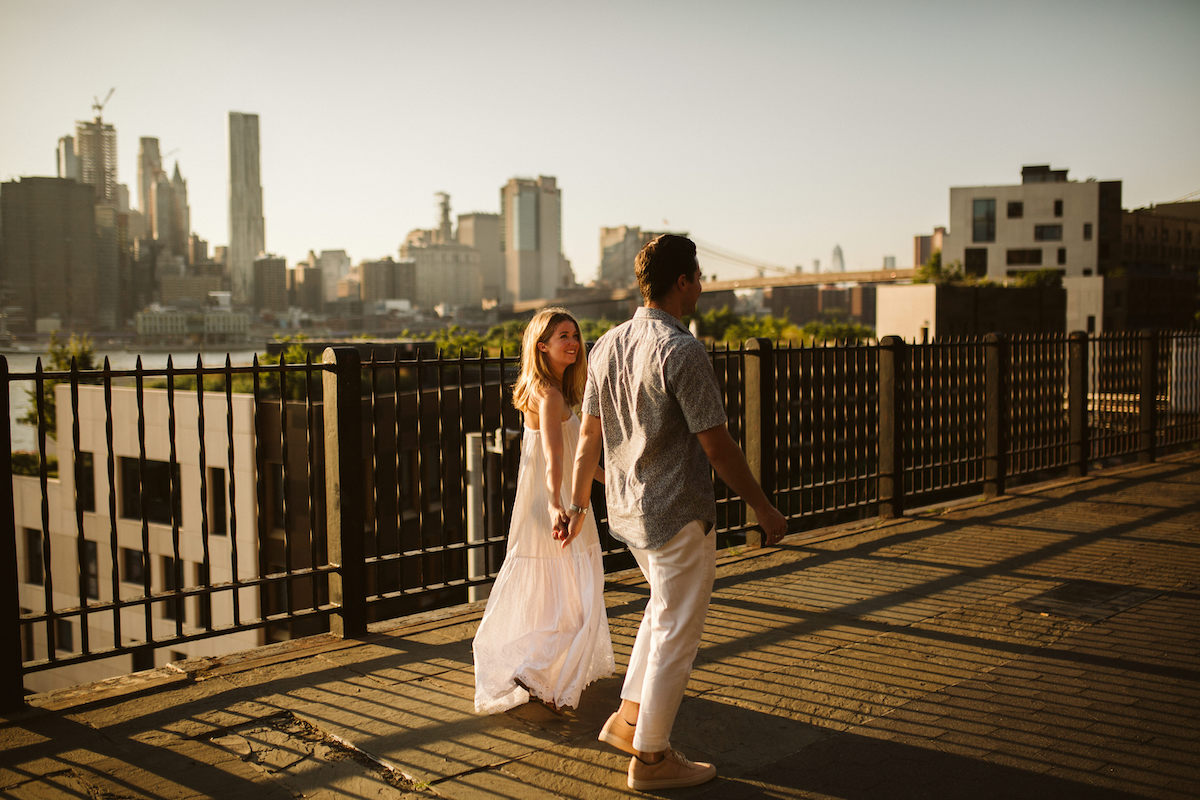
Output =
[{"x1": 512, "y1": 307, "x2": 587, "y2": 413}]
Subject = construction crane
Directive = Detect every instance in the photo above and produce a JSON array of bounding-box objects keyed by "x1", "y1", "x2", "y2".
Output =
[{"x1": 91, "y1": 87, "x2": 115, "y2": 119}]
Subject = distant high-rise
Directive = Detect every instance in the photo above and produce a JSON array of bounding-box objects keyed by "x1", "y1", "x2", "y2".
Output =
[
  {"x1": 501, "y1": 176, "x2": 563, "y2": 302},
  {"x1": 599, "y1": 226, "x2": 684, "y2": 287},
  {"x1": 56, "y1": 136, "x2": 80, "y2": 181},
  {"x1": 252, "y1": 254, "x2": 286, "y2": 313},
  {"x1": 401, "y1": 194, "x2": 483, "y2": 311},
  {"x1": 883, "y1": 255, "x2": 896, "y2": 270},
  {"x1": 316, "y1": 250, "x2": 351, "y2": 303},
  {"x1": 456, "y1": 213, "x2": 502, "y2": 301},
  {"x1": 74, "y1": 117, "x2": 117, "y2": 203},
  {"x1": 169, "y1": 163, "x2": 190, "y2": 261},
  {"x1": 359, "y1": 257, "x2": 415, "y2": 306},
  {"x1": 0, "y1": 177, "x2": 102, "y2": 332},
  {"x1": 831, "y1": 245, "x2": 845, "y2": 273},
  {"x1": 137, "y1": 137, "x2": 161, "y2": 217},
  {"x1": 229, "y1": 112, "x2": 265, "y2": 304}
]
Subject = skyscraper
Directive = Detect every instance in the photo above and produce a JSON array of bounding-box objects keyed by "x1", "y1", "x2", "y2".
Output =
[
  {"x1": 137, "y1": 137, "x2": 161, "y2": 217},
  {"x1": 316, "y1": 250, "x2": 351, "y2": 304},
  {"x1": 0, "y1": 177, "x2": 101, "y2": 332},
  {"x1": 56, "y1": 136, "x2": 80, "y2": 181},
  {"x1": 501, "y1": 176, "x2": 563, "y2": 302},
  {"x1": 400, "y1": 194, "x2": 483, "y2": 311},
  {"x1": 169, "y1": 163, "x2": 190, "y2": 261},
  {"x1": 457, "y1": 212, "x2": 502, "y2": 302},
  {"x1": 74, "y1": 117, "x2": 117, "y2": 203},
  {"x1": 831, "y1": 245, "x2": 846, "y2": 273},
  {"x1": 252, "y1": 254, "x2": 286, "y2": 313},
  {"x1": 229, "y1": 112, "x2": 265, "y2": 305}
]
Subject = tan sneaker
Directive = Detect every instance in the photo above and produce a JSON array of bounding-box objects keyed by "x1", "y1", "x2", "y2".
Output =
[
  {"x1": 598, "y1": 712, "x2": 637, "y2": 756},
  {"x1": 627, "y1": 749, "x2": 717, "y2": 791}
]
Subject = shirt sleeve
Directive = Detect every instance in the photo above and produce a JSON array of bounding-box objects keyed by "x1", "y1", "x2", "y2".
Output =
[
  {"x1": 665, "y1": 338, "x2": 727, "y2": 433},
  {"x1": 582, "y1": 350, "x2": 601, "y2": 418}
]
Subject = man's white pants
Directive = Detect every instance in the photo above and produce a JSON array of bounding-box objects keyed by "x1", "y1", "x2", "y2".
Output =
[{"x1": 621, "y1": 521, "x2": 717, "y2": 753}]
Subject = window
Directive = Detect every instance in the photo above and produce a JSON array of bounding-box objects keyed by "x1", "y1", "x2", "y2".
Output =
[
  {"x1": 76, "y1": 451, "x2": 95, "y2": 512},
  {"x1": 1007, "y1": 249, "x2": 1043, "y2": 266},
  {"x1": 24, "y1": 529, "x2": 43, "y2": 585},
  {"x1": 1054, "y1": 199, "x2": 1063, "y2": 217},
  {"x1": 1035, "y1": 225, "x2": 1063, "y2": 241},
  {"x1": 964, "y1": 248, "x2": 988, "y2": 278},
  {"x1": 1007, "y1": 201, "x2": 1024, "y2": 219},
  {"x1": 972, "y1": 198, "x2": 996, "y2": 242},
  {"x1": 122, "y1": 547, "x2": 145, "y2": 584},
  {"x1": 55, "y1": 619, "x2": 73, "y2": 652},
  {"x1": 131, "y1": 647, "x2": 154, "y2": 671},
  {"x1": 209, "y1": 467, "x2": 227, "y2": 536},
  {"x1": 1087, "y1": 315, "x2": 1096, "y2": 334},
  {"x1": 120, "y1": 457, "x2": 181, "y2": 526},
  {"x1": 83, "y1": 540, "x2": 98, "y2": 600},
  {"x1": 1083, "y1": 223, "x2": 1093, "y2": 241},
  {"x1": 161, "y1": 556, "x2": 186, "y2": 622},
  {"x1": 1083, "y1": 269, "x2": 1093, "y2": 276},
  {"x1": 196, "y1": 563, "x2": 212, "y2": 629},
  {"x1": 1057, "y1": 248, "x2": 1067, "y2": 265}
]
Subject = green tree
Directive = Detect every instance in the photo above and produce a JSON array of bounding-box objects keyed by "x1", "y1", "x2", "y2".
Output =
[
  {"x1": 1012, "y1": 269, "x2": 1063, "y2": 289},
  {"x1": 913, "y1": 250, "x2": 966, "y2": 285},
  {"x1": 687, "y1": 306, "x2": 742, "y2": 340},
  {"x1": 799, "y1": 320, "x2": 876, "y2": 343},
  {"x1": 18, "y1": 333, "x2": 98, "y2": 440}
]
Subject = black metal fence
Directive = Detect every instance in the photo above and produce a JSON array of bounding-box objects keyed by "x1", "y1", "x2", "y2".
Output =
[{"x1": 2, "y1": 329, "x2": 1198, "y2": 707}]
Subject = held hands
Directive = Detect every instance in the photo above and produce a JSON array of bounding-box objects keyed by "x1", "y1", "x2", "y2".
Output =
[
  {"x1": 549, "y1": 502, "x2": 569, "y2": 541},
  {"x1": 560, "y1": 509, "x2": 585, "y2": 548}
]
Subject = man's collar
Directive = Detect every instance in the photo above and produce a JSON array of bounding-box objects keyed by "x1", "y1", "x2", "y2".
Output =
[{"x1": 634, "y1": 306, "x2": 690, "y2": 334}]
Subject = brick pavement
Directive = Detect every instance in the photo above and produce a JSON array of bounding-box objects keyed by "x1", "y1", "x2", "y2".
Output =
[{"x1": 1, "y1": 451, "x2": 1197, "y2": 799}]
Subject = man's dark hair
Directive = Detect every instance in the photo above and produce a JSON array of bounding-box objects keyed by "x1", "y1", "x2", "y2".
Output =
[{"x1": 635, "y1": 234, "x2": 698, "y2": 303}]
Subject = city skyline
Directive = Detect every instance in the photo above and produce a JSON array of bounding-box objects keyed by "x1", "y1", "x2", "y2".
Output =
[{"x1": 2, "y1": 0, "x2": 1198, "y2": 284}]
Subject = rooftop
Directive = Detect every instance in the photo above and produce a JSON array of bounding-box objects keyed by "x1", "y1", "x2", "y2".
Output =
[{"x1": 3, "y1": 451, "x2": 1197, "y2": 799}]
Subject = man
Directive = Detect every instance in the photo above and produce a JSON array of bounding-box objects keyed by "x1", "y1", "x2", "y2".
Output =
[{"x1": 562, "y1": 234, "x2": 787, "y2": 791}]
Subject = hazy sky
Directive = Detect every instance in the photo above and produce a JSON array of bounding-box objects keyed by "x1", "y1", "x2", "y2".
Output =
[{"x1": 2, "y1": 0, "x2": 1198, "y2": 282}]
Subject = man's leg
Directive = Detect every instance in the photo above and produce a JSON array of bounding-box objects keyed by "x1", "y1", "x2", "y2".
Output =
[{"x1": 628, "y1": 521, "x2": 716, "y2": 754}]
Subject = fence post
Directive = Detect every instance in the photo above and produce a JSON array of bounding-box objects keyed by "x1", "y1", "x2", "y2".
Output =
[
  {"x1": 1068, "y1": 331, "x2": 1089, "y2": 477},
  {"x1": 1139, "y1": 329, "x2": 1158, "y2": 464},
  {"x1": 984, "y1": 333, "x2": 1008, "y2": 498},
  {"x1": 322, "y1": 347, "x2": 367, "y2": 637},
  {"x1": 0, "y1": 358, "x2": 25, "y2": 710},
  {"x1": 878, "y1": 335, "x2": 906, "y2": 518},
  {"x1": 743, "y1": 338, "x2": 776, "y2": 546}
]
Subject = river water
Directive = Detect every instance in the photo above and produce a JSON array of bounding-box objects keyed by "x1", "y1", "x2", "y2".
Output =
[{"x1": 3, "y1": 349, "x2": 261, "y2": 452}]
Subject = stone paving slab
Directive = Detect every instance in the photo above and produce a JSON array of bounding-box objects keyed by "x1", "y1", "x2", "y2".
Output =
[{"x1": 2, "y1": 451, "x2": 1198, "y2": 799}]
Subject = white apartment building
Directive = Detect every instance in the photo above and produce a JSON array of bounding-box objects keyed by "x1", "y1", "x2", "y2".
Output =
[
  {"x1": 14, "y1": 384, "x2": 261, "y2": 693},
  {"x1": 942, "y1": 165, "x2": 1122, "y2": 283}
]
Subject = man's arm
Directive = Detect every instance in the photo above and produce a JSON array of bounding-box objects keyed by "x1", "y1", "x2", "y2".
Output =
[
  {"x1": 561, "y1": 412, "x2": 603, "y2": 546},
  {"x1": 696, "y1": 424, "x2": 787, "y2": 545}
]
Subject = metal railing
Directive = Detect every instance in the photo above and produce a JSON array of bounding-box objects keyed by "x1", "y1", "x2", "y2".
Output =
[{"x1": 2, "y1": 329, "x2": 1198, "y2": 707}]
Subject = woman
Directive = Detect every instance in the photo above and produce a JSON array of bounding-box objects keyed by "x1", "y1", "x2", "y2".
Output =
[{"x1": 473, "y1": 307, "x2": 614, "y2": 714}]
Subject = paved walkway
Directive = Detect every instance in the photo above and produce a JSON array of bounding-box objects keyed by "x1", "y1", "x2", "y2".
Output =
[{"x1": 2, "y1": 452, "x2": 1198, "y2": 799}]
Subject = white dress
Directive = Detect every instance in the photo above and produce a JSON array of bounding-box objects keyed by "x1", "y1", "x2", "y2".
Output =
[{"x1": 472, "y1": 411, "x2": 615, "y2": 713}]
